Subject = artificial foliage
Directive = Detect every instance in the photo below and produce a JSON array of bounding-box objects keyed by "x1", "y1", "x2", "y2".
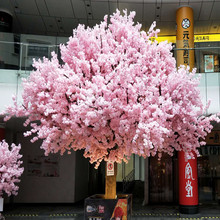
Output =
[
  {"x1": 0, "y1": 140, "x2": 24, "y2": 197},
  {"x1": 4, "y1": 10, "x2": 219, "y2": 168}
]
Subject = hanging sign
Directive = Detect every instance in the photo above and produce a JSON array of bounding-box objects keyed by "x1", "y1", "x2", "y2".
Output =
[
  {"x1": 151, "y1": 34, "x2": 220, "y2": 44},
  {"x1": 107, "y1": 162, "x2": 114, "y2": 176}
]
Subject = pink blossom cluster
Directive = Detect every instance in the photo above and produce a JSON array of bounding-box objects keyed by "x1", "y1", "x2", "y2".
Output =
[
  {"x1": 3, "y1": 10, "x2": 220, "y2": 168},
  {"x1": 0, "y1": 140, "x2": 24, "y2": 196}
]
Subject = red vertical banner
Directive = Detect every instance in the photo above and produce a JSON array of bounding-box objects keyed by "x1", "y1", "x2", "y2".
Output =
[
  {"x1": 0, "y1": 127, "x2": 5, "y2": 141},
  {"x1": 178, "y1": 151, "x2": 198, "y2": 213}
]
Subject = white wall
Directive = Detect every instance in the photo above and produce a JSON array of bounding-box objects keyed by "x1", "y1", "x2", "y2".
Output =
[
  {"x1": 14, "y1": 132, "x2": 76, "y2": 203},
  {"x1": 198, "y1": 73, "x2": 220, "y2": 114},
  {"x1": 0, "y1": 69, "x2": 28, "y2": 113},
  {"x1": 2, "y1": 116, "x2": 90, "y2": 204},
  {"x1": 0, "y1": 69, "x2": 19, "y2": 113}
]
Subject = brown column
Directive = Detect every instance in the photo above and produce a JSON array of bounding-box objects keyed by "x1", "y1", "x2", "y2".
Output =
[
  {"x1": 176, "y1": 6, "x2": 194, "y2": 70},
  {"x1": 176, "y1": 6, "x2": 198, "y2": 214}
]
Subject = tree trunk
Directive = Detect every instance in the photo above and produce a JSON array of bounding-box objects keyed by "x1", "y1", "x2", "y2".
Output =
[{"x1": 105, "y1": 162, "x2": 117, "y2": 199}]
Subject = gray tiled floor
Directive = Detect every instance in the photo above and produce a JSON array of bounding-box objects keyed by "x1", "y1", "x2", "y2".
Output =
[{"x1": 1, "y1": 202, "x2": 220, "y2": 219}]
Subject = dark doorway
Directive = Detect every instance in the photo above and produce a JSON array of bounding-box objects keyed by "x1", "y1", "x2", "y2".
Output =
[
  {"x1": 88, "y1": 162, "x2": 105, "y2": 195},
  {"x1": 149, "y1": 153, "x2": 174, "y2": 203}
]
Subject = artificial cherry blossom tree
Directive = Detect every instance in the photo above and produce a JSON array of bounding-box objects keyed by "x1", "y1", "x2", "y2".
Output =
[
  {"x1": 0, "y1": 140, "x2": 24, "y2": 197},
  {"x1": 3, "y1": 10, "x2": 219, "y2": 199}
]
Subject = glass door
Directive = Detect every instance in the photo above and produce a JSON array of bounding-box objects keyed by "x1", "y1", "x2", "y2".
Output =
[
  {"x1": 149, "y1": 153, "x2": 173, "y2": 203},
  {"x1": 198, "y1": 146, "x2": 220, "y2": 203}
]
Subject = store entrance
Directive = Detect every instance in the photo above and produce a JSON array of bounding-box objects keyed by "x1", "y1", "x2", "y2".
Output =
[
  {"x1": 149, "y1": 153, "x2": 174, "y2": 203},
  {"x1": 198, "y1": 145, "x2": 220, "y2": 203}
]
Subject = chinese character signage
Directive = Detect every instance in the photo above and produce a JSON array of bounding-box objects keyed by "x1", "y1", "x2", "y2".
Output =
[
  {"x1": 195, "y1": 35, "x2": 210, "y2": 42},
  {"x1": 183, "y1": 31, "x2": 190, "y2": 64},
  {"x1": 178, "y1": 151, "x2": 198, "y2": 206},
  {"x1": 151, "y1": 34, "x2": 219, "y2": 44},
  {"x1": 185, "y1": 162, "x2": 195, "y2": 198},
  {"x1": 176, "y1": 6, "x2": 194, "y2": 70}
]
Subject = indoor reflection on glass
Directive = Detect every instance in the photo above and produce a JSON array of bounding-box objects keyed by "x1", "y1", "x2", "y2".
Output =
[{"x1": 198, "y1": 145, "x2": 220, "y2": 203}]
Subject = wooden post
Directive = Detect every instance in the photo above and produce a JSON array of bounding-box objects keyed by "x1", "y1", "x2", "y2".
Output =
[{"x1": 105, "y1": 162, "x2": 117, "y2": 199}]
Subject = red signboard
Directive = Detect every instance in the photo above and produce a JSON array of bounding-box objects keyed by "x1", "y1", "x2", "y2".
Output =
[
  {"x1": 107, "y1": 162, "x2": 114, "y2": 176},
  {"x1": 178, "y1": 151, "x2": 198, "y2": 206}
]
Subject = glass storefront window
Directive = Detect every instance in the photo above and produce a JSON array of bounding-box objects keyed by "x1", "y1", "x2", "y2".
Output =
[
  {"x1": 198, "y1": 146, "x2": 220, "y2": 203},
  {"x1": 194, "y1": 42, "x2": 220, "y2": 73},
  {"x1": 173, "y1": 42, "x2": 220, "y2": 74},
  {"x1": 0, "y1": 33, "x2": 20, "y2": 70},
  {"x1": 149, "y1": 153, "x2": 174, "y2": 203}
]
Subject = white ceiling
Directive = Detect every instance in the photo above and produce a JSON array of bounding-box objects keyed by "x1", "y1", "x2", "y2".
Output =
[{"x1": 0, "y1": 0, "x2": 220, "y2": 37}]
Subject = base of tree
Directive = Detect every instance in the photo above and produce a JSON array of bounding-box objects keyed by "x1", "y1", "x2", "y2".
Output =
[
  {"x1": 179, "y1": 204, "x2": 198, "y2": 214},
  {"x1": 84, "y1": 194, "x2": 132, "y2": 220}
]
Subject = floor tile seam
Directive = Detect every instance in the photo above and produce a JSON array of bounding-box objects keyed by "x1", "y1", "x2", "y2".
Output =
[
  {"x1": 4, "y1": 213, "x2": 220, "y2": 217},
  {"x1": 133, "y1": 213, "x2": 180, "y2": 215},
  {"x1": 3, "y1": 213, "x2": 81, "y2": 217},
  {"x1": 178, "y1": 216, "x2": 220, "y2": 219},
  {"x1": 177, "y1": 218, "x2": 220, "y2": 220}
]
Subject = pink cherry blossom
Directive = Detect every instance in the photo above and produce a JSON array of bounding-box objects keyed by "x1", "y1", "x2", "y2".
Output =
[
  {"x1": 0, "y1": 140, "x2": 24, "y2": 196},
  {"x1": 3, "y1": 10, "x2": 220, "y2": 168}
]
